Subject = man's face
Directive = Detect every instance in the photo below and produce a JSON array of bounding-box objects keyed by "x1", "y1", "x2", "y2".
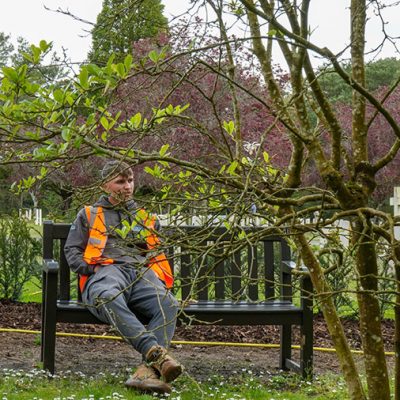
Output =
[{"x1": 103, "y1": 173, "x2": 134, "y2": 204}]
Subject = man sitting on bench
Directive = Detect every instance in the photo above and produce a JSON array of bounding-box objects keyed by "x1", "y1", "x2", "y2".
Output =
[{"x1": 64, "y1": 160, "x2": 182, "y2": 395}]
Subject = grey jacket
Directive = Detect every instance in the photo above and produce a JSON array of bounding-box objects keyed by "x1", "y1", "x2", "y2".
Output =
[{"x1": 64, "y1": 195, "x2": 158, "y2": 276}]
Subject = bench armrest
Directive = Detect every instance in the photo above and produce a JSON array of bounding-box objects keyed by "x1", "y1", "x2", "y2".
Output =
[
  {"x1": 281, "y1": 260, "x2": 296, "y2": 274},
  {"x1": 43, "y1": 259, "x2": 60, "y2": 274},
  {"x1": 281, "y1": 260, "x2": 309, "y2": 274}
]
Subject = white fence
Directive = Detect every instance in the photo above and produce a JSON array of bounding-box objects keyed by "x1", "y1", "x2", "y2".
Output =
[{"x1": 19, "y1": 208, "x2": 42, "y2": 225}]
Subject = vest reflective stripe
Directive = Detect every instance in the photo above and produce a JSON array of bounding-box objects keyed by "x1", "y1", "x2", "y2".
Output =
[{"x1": 79, "y1": 206, "x2": 173, "y2": 292}]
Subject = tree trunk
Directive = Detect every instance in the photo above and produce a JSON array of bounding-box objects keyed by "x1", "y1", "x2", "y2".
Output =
[
  {"x1": 395, "y1": 276, "x2": 400, "y2": 400},
  {"x1": 352, "y1": 219, "x2": 390, "y2": 399},
  {"x1": 296, "y1": 233, "x2": 366, "y2": 400},
  {"x1": 393, "y1": 247, "x2": 400, "y2": 400},
  {"x1": 29, "y1": 190, "x2": 39, "y2": 209}
]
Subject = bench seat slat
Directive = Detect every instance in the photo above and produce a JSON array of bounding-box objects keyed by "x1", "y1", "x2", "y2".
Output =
[
  {"x1": 55, "y1": 299, "x2": 304, "y2": 326},
  {"x1": 57, "y1": 299, "x2": 300, "y2": 311}
]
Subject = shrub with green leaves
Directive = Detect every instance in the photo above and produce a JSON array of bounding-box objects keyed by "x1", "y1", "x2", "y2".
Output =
[{"x1": 0, "y1": 213, "x2": 41, "y2": 300}]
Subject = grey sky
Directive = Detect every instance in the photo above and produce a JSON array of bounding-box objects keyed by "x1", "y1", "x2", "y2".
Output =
[{"x1": 1, "y1": 1, "x2": 399, "y2": 65}]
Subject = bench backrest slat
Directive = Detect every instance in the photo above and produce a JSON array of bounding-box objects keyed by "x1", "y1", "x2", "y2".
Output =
[
  {"x1": 59, "y1": 238, "x2": 70, "y2": 301},
  {"x1": 280, "y1": 239, "x2": 292, "y2": 301},
  {"x1": 43, "y1": 221, "x2": 54, "y2": 259},
  {"x1": 231, "y1": 251, "x2": 242, "y2": 300},
  {"x1": 196, "y1": 249, "x2": 209, "y2": 301},
  {"x1": 248, "y1": 244, "x2": 258, "y2": 301},
  {"x1": 264, "y1": 241, "x2": 275, "y2": 300},
  {"x1": 214, "y1": 248, "x2": 225, "y2": 300},
  {"x1": 180, "y1": 250, "x2": 191, "y2": 300}
]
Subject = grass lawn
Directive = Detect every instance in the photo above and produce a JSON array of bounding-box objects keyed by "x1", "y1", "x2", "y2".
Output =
[
  {"x1": 0, "y1": 368, "x2": 349, "y2": 400},
  {"x1": 19, "y1": 277, "x2": 42, "y2": 303}
]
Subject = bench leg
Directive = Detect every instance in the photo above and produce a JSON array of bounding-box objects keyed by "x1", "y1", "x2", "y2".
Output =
[
  {"x1": 300, "y1": 317, "x2": 313, "y2": 379},
  {"x1": 41, "y1": 272, "x2": 58, "y2": 374},
  {"x1": 40, "y1": 271, "x2": 47, "y2": 363},
  {"x1": 280, "y1": 324, "x2": 292, "y2": 370},
  {"x1": 300, "y1": 277, "x2": 313, "y2": 379}
]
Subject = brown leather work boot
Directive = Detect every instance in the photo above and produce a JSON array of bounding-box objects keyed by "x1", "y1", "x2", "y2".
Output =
[
  {"x1": 146, "y1": 345, "x2": 183, "y2": 383},
  {"x1": 125, "y1": 363, "x2": 171, "y2": 394}
]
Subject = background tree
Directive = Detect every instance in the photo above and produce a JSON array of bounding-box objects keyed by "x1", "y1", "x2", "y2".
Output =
[
  {"x1": 0, "y1": 33, "x2": 14, "y2": 68},
  {"x1": 107, "y1": 31, "x2": 290, "y2": 192},
  {"x1": 88, "y1": 0, "x2": 168, "y2": 65},
  {"x1": 0, "y1": 34, "x2": 69, "y2": 215},
  {"x1": 318, "y1": 57, "x2": 400, "y2": 104}
]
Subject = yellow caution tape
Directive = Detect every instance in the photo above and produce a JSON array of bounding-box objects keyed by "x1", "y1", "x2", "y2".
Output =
[{"x1": 0, "y1": 327, "x2": 395, "y2": 356}]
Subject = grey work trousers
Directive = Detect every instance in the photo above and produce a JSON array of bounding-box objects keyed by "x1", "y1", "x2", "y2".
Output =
[{"x1": 82, "y1": 264, "x2": 179, "y2": 358}]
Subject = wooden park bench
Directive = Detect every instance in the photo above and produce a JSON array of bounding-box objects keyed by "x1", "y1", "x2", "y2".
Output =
[{"x1": 41, "y1": 221, "x2": 313, "y2": 377}]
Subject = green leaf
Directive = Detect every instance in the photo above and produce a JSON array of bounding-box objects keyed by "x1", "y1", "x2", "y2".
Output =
[
  {"x1": 115, "y1": 225, "x2": 129, "y2": 239},
  {"x1": 2, "y1": 67, "x2": 18, "y2": 82},
  {"x1": 73, "y1": 136, "x2": 83, "y2": 149},
  {"x1": 153, "y1": 107, "x2": 166, "y2": 124},
  {"x1": 22, "y1": 176, "x2": 37, "y2": 189},
  {"x1": 267, "y1": 166, "x2": 278, "y2": 177},
  {"x1": 223, "y1": 220, "x2": 231, "y2": 230},
  {"x1": 223, "y1": 120, "x2": 235, "y2": 136},
  {"x1": 238, "y1": 230, "x2": 247, "y2": 240},
  {"x1": 149, "y1": 50, "x2": 159, "y2": 64},
  {"x1": 100, "y1": 116, "x2": 109, "y2": 130},
  {"x1": 159, "y1": 160, "x2": 169, "y2": 167},
  {"x1": 241, "y1": 156, "x2": 250, "y2": 165},
  {"x1": 105, "y1": 54, "x2": 116, "y2": 73},
  {"x1": 87, "y1": 64, "x2": 101, "y2": 76},
  {"x1": 40, "y1": 167, "x2": 48, "y2": 177},
  {"x1": 263, "y1": 151, "x2": 270, "y2": 163},
  {"x1": 115, "y1": 63, "x2": 126, "y2": 78},
  {"x1": 39, "y1": 40, "x2": 51, "y2": 52},
  {"x1": 103, "y1": 79, "x2": 112, "y2": 94},
  {"x1": 209, "y1": 198, "x2": 221, "y2": 208},
  {"x1": 59, "y1": 142, "x2": 69, "y2": 153},
  {"x1": 61, "y1": 128, "x2": 71, "y2": 142},
  {"x1": 159, "y1": 144, "x2": 170, "y2": 157},
  {"x1": 124, "y1": 54, "x2": 133, "y2": 71},
  {"x1": 144, "y1": 166, "x2": 154, "y2": 176},
  {"x1": 17, "y1": 64, "x2": 27, "y2": 81},
  {"x1": 93, "y1": 148, "x2": 108, "y2": 156},
  {"x1": 30, "y1": 45, "x2": 42, "y2": 64},
  {"x1": 25, "y1": 131, "x2": 39, "y2": 140},
  {"x1": 86, "y1": 113, "x2": 96, "y2": 126},
  {"x1": 49, "y1": 111, "x2": 59, "y2": 123},
  {"x1": 174, "y1": 103, "x2": 190, "y2": 114},
  {"x1": 119, "y1": 149, "x2": 135, "y2": 158},
  {"x1": 65, "y1": 94, "x2": 74, "y2": 106},
  {"x1": 53, "y1": 89, "x2": 64, "y2": 103},
  {"x1": 130, "y1": 113, "x2": 142, "y2": 128},
  {"x1": 21, "y1": 52, "x2": 33, "y2": 63},
  {"x1": 122, "y1": 220, "x2": 131, "y2": 230},
  {"x1": 144, "y1": 165, "x2": 161, "y2": 177},
  {"x1": 159, "y1": 45, "x2": 169, "y2": 60},
  {"x1": 227, "y1": 160, "x2": 239, "y2": 175},
  {"x1": 79, "y1": 68, "x2": 89, "y2": 90}
]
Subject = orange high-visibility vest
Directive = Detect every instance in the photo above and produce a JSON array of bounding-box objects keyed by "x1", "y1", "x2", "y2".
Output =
[{"x1": 79, "y1": 206, "x2": 173, "y2": 292}]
